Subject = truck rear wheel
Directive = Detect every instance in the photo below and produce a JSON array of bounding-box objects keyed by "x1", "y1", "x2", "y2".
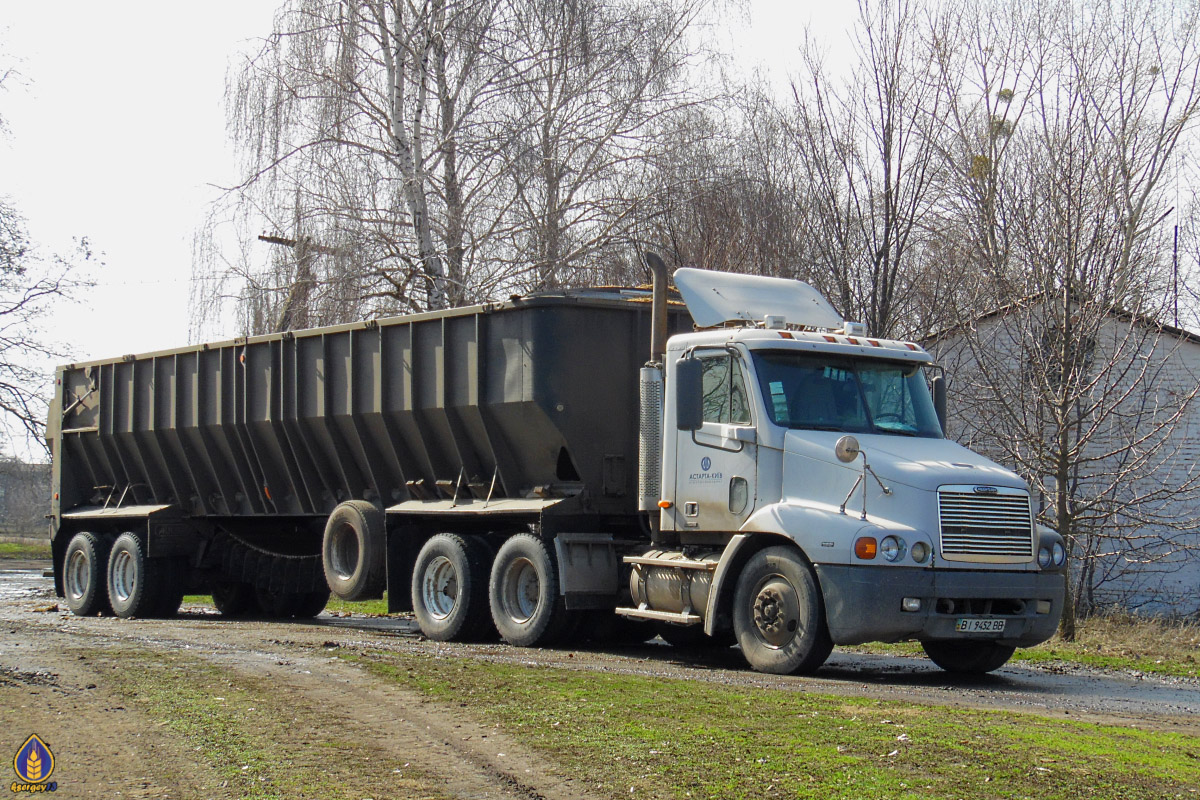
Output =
[
  {"x1": 412, "y1": 534, "x2": 494, "y2": 642},
  {"x1": 322, "y1": 501, "x2": 385, "y2": 601},
  {"x1": 63, "y1": 531, "x2": 112, "y2": 617},
  {"x1": 732, "y1": 546, "x2": 832, "y2": 675},
  {"x1": 921, "y1": 640, "x2": 1015, "y2": 674},
  {"x1": 106, "y1": 532, "x2": 165, "y2": 619},
  {"x1": 489, "y1": 533, "x2": 570, "y2": 647}
]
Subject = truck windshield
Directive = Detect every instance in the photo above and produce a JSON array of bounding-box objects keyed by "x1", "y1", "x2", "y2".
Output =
[{"x1": 750, "y1": 351, "x2": 943, "y2": 438}]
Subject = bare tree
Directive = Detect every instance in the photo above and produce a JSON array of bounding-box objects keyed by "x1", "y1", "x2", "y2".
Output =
[
  {"x1": 787, "y1": 0, "x2": 952, "y2": 339},
  {"x1": 0, "y1": 198, "x2": 92, "y2": 455},
  {"x1": 195, "y1": 0, "x2": 528, "y2": 336},
  {"x1": 0, "y1": 64, "x2": 92, "y2": 454},
  {"x1": 929, "y1": 0, "x2": 1200, "y2": 636},
  {"x1": 500, "y1": 0, "x2": 708, "y2": 290}
]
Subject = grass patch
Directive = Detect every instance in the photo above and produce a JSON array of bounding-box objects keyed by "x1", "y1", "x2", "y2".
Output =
[
  {"x1": 0, "y1": 540, "x2": 51, "y2": 559},
  {"x1": 103, "y1": 647, "x2": 443, "y2": 799},
  {"x1": 325, "y1": 593, "x2": 390, "y2": 616},
  {"x1": 342, "y1": 648, "x2": 1200, "y2": 800}
]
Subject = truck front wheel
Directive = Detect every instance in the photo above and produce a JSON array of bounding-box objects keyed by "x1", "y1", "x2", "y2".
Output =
[
  {"x1": 63, "y1": 531, "x2": 112, "y2": 617},
  {"x1": 489, "y1": 534, "x2": 570, "y2": 647},
  {"x1": 921, "y1": 640, "x2": 1015, "y2": 674},
  {"x1": 322, "y1": 501, "x2": 385, "y2": 601},
  {"x1": 732, "y1": 546, "x2": 833, "y2": 675},
  {"x1": 412, "y1": 534, "x2": 495, "y2": 642}
]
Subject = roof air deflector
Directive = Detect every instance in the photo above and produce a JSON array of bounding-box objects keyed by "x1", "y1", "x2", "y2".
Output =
[{"x1": 673, "y1": 268, "x2": 842, "y2": 330}]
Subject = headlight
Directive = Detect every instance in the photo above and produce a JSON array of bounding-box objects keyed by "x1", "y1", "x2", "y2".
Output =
[
  {"x1": 910, "y1": 541, "x2": 930, "y2": 564},
  {"x1": 880, "y1": 536, "x2": 906, "y2": 562},
  {"x1": 1052, "y1": 541, "x2": 1066, "y2": 566},
  {"x1": 1038, "y1": 546, "x2": 1052, "y2": 568}
]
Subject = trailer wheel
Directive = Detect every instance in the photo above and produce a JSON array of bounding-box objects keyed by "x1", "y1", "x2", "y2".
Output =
[
  {"x1": 412, "y1": 533, "x2": 494, "y2": 642},
  {"x1": 63, "y1": 531, "x2": 112, "y2": 617},
  {"x1": 921, "y1": 640, "x2": 1015, "y2": 674},
  {"x1": 322, "y1": 501, "x2": 385, "y2": 601},
  {"x1": 212, "y1": 581, "x2": 256, "y2": 617},
  {"x1": 106, "y1": 532, "x2": 165, "y2": 619},
  {"x1": 732, "y1": 546, "x2": 832, "y2": 675},
  {"x1": 489, "y1": 533, "x2": 569, "y2": 647},
  {"x1": 255, "y1": 587, "x2": 330, "y2": 619}
]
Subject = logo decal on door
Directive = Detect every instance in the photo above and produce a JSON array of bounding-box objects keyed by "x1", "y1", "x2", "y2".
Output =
[{"x1": 689, "y1": 456, "x2": 722, "y2": 482}]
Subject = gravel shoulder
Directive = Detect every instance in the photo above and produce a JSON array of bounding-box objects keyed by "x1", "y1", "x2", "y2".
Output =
[{"x1": 3, "y1": 564, "x2": 1198, "y2": 796}]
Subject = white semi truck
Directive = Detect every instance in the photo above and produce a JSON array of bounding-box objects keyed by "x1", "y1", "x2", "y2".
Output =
[{"x1": 49, "y1": 254, "x2": 1065, "y2": 675}]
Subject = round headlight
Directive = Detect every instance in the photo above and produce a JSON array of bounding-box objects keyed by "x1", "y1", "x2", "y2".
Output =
[
  {"x1": 880, "y1": 536, "x2": 906, "y2": 562},
  {"x1": 910, "y1": 541, "x2": 930, "y2": 564},
  {"x1": 1052, "y1": 541, "x2": 1066, "y2": 566},
  {"x1": 1037, "y1": 546, "x2": 1052, "y2": 569}
]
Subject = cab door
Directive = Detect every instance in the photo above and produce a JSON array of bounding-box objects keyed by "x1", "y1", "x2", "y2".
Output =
[{"x1": 673, "y1": 351, "x2": 758, "y2": 533}]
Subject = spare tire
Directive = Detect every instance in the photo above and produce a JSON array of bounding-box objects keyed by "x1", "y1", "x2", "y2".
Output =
[
  {"x1": 212, "y1": 581, "x2": 256, "y2": 617},
  {"x1": 322, "y1": 501, "x2": 385, "y2": 601}
]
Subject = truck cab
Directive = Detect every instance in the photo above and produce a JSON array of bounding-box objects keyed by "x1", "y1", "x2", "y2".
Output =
[{"x1": 619, "y1": 267, "x2": 1067, "y2": 675}]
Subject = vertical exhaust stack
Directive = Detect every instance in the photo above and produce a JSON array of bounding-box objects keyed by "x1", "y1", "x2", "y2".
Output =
[
  {"x1": 639, "y1": 251, "x2": 669, "y2": 516},
  {"x1": 646, "y1": 251, "x2": 668, "y2": 364}
]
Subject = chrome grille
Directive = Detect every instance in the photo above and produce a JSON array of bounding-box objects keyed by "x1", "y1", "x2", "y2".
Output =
[{"x1": 938, "y1": 486, "x2": 1034, "y2": 562}]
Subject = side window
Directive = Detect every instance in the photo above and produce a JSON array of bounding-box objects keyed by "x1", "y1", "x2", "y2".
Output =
[{"x1": 700, "y1": 354, "x2": 752, "y2": 425}]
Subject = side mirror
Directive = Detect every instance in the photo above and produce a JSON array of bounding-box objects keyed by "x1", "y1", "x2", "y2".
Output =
[
  {"x1": 675, "y1": 357, "x2": 702, "y2": 431},
  {"x1": 932, "y1": 375, "x2": 947, "y2": 435}
]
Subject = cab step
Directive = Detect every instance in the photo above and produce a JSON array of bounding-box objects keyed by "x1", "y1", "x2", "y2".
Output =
[{"x1": 614, "y1": 607, "x2": 702, "y2": 625}]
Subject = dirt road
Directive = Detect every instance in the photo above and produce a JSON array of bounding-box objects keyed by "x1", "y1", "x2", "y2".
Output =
[{"x1": 2, "y1": 564, "x2": 1197, "y2": 798}]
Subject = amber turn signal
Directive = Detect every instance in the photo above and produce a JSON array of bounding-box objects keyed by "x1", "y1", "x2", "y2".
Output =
[
  {"x1": 658, "y1": 500, "x2": 672, "y2": 509},
  {"x1": 854, "y1": 537, "x2": 878, "y2": 559}
]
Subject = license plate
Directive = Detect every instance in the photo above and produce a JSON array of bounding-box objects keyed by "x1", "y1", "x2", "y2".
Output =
[{"x1": 956, "y1": 618, "x2": 1006, "y2": 633}]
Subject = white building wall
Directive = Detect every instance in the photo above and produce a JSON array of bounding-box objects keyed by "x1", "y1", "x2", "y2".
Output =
[{"x1": 930, "y1": 311, "x2": 1200, "y2": 615}]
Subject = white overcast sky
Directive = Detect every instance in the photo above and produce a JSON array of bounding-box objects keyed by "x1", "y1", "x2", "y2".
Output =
[{"x1": 0, "y1": 0, "x2": 852, "y2": 368}]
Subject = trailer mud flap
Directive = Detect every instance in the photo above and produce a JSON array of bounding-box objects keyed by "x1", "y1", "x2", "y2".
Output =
[{"x1": 554, "y1": 533, "x2": 620, "y2": 609}]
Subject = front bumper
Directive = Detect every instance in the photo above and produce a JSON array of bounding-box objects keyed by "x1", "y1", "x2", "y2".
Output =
[{"x1": 813, "y1": 564, "x2": 1066, "y2": 647}]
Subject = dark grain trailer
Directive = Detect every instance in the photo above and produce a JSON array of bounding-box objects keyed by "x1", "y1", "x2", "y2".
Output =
[
  {"x1": 49, "y1": 260, "x2": 1065, "y2": 676},
  {"x1": 49, "y1": 285, "x2": 689, "y2": 636}
]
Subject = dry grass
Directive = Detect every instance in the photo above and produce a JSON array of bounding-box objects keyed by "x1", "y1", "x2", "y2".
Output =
[
  {"x1": 845, "y1": 612, "x2": 1200, "y2": 677},
  {"x1": 1036, "y1": 611, "x2": 1200, "y2": 667}
]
